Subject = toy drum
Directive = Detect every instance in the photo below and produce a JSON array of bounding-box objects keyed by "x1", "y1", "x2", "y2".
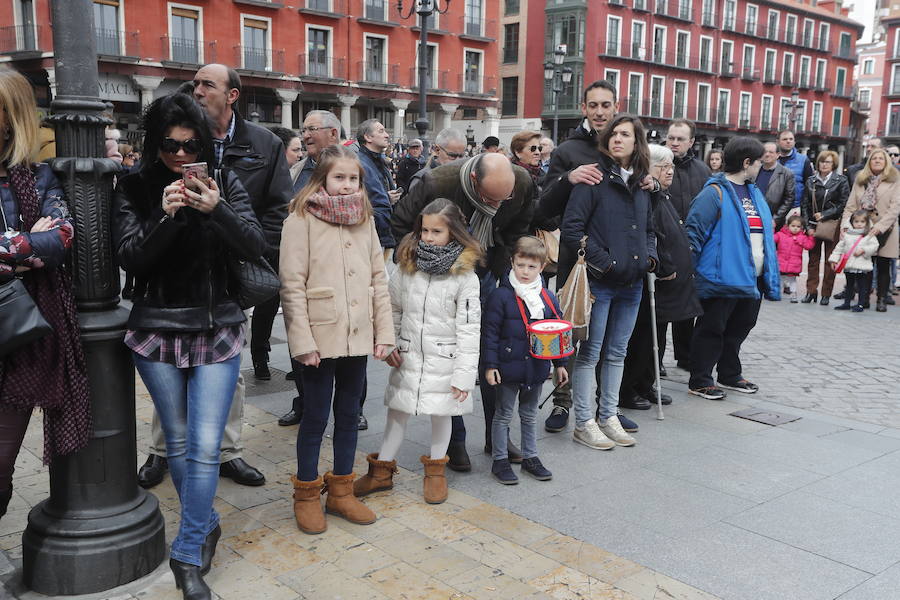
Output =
[{"x1": 527, "y1": 319, "x2": 575, "y2": 360}]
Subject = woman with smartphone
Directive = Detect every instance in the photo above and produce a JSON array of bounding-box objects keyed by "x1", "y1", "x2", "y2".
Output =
[{"x1": 113, "y1": 93, "x2": 266, "y2": 600}]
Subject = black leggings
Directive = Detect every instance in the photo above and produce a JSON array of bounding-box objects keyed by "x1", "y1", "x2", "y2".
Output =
[
  {"x1": 875, "y1": 256, "x2": 893, "y2": 299},
  {"x1": 0, "y1": 410, "x2": 32, "y2": 492}
]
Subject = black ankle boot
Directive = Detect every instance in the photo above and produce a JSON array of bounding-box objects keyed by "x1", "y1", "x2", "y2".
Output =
[
  {"x1": 0, "y1": 486, "x2": 12, "y2": 519},
  {"x1": 170, "y1": 558, "x2": 211, "y2": 600},
  {"x1": 200, "y1": 524, "x2": 221, "y2": 576}
]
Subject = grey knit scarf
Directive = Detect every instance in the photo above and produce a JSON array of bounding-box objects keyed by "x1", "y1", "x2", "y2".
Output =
[
  {"x1": 460, "y1": 155, "x2": 499, "y2": 249},
  {"x1": 416, "y1": 240, "x2": 464, "y2": 275}
]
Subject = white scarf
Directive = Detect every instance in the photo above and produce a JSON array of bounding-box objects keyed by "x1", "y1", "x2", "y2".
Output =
[{"x1": 508, "y1": 271, "x2": 544, "y2": 319}]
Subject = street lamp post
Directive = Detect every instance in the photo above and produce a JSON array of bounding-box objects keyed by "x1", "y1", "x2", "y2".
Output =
[
  {"x1": 544, "y1": 44, "x2": 573, "y2": 146},
  {"x1": 22, "y1": 0, "x2": 165, "y2": 594},
  {"x1": 788, "y1": 88, "x2": 801, "y2": 132},
  {"x1": 397, "y1": 0, "x2": 452, "y2": 148},
  {"x1": 465, "y1": 124, "x2": 475, "y2": 155}
]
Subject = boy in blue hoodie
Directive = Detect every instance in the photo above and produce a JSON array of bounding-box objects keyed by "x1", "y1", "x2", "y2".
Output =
[{"x1": 482, "y1": 237, "x2": 568, "y2": 485}]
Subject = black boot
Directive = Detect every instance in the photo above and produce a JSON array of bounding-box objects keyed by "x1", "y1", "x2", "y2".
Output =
[
  {"x1": 801, "y1": 293, "x2": 817, "y2": 304},
  {"x1": 200, "y1": 524, "x2": 221, "y2": 576},
  {"x1": 877, "y1": 298, "x2": 888, "y2": 312},
  {"x1": 0, "y1": 486, "x2": 12, "y2": 519},
  {"x1": 447, "y1": 441, "x2": 471, "y2": 472},
  {"x1": 252, "y1": 352, "x2": 270, "y2": 381},
  {"x1": 138, "y1": 455, "x2": 168, "y2": 489},
  {"x1": 170, "y1": 558, "x2": 211, "y2": 600}
]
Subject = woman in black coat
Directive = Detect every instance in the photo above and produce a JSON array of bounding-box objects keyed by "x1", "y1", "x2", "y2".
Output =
[{"x1": 619, "y1": 144, "x2": 702, "y2": 409}]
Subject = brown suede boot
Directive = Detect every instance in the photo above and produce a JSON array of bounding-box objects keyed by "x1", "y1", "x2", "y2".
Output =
[
  {"x1": 324, "y1": 472, "x2": 376, "y2": 525},
  {"x1": 353, "y1": 453, "x2": 398, "y2": 497},
  {"x1": 291, "y1": 475, "x2": 326, "y2": 534},
  {"x1": 420, "y1": 455, "x2": 449, "y2": 504}
]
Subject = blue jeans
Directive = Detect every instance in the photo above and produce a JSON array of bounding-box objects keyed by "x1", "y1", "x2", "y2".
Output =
[
  {"x1": 572, "y1": 279, "x2": 643, "y2": 425},
  {"x1": 133, "y1": 353, "x2": 240, "y2": 567},
  {"x1": 492, "y1": 383, "x2": 540, "y2": 461},
  {"x1": 297, "y1": 356, "x2": 367, "y2": 481}
]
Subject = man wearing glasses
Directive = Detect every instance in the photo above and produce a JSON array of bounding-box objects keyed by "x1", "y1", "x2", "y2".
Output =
[
  {"x1": 295, "y1": 110, "x2": 342, "y2": 191},
  {"x1": 392, "y1": 152, "x2": 536, "y2": 472}
]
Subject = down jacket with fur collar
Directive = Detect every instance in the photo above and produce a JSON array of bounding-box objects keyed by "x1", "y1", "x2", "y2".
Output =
[{"x1": 383, "y1": 246, "x2": 482, "y2": 416}]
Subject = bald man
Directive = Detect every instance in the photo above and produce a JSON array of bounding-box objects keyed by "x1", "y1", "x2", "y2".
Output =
[{"x1": 392, "y1": 153, "x2": 536, "y2": 472}]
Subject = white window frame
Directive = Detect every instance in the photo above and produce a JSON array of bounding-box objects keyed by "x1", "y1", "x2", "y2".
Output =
[
  {"x1": 464, "y1": 0, "x2": 485, "y2": 37},
  {"x1": 802, "y1": 18, "x2": 814, "y2": 47},
  {"x1": 795, "y1": 99, "x2": 807, "y2": 131},
  {"x1": 652, "y1": 25, "x2": 667, "y2": 64},
  {"x1": 604, "y1": 68, "x2": 620, "y2": 97},
  {"x1": 722, "y1": 0, "x2": 736, "y2": 30},
  {"x1": 744, "y1": 4, "x2": 757, "y2": 36},
  {"x1": 799, "y1": 55, "x2": 811, "y2": 87},
  {"x1": 631, "y1": 20, "x2": 646, "y2": 60},
  {"x1": 764, "y1": 48, "x2": 777, "y2": 81},
  {"x1": 168, "y1": 2, "x2": 205, "y2": 63},
  {"x1": 462, "y1": 47, "x2": 484, "y2": 94},
  {"x1": 812, "y1": 100, "x2": 822, "y2": 131},
  {"x1": 778, "y1": 96, "x2": 791, "y2": 129},
  {"x1": 675, "y1": 29, "x2": 690, "y2": 68},
  {"x1": 628, "y1": 72, "x2": 644, "y2": 115},
  {"x1": 832, "y1": 107, "x2": 843, "y2": 136},
  {"x1": 760, "y1": 94, "x2": 773, "y2": 129},
  {"x1": 363, "y1": 32, "x2": 389, "y2": 83},
  {"x1": 697, "y1": 82, "x2": 711, "y2": 122},
  {"x1": 767, "y1": 10, "x2": 780, "y2": 40},
  {"x1": 739, "y1": 91, "x2": 752, "y2": 127},
  {"x1": 720, "y1": 39, "x2": 734, "y2": 74},
  {"x1": 716, "y1": 88, "x2": 731, "y2": 124},
  {"x1": 677, "y1": 0, "x2": 691, "y2": 20},
  {"x1": 13, "y1": 0, "x2": 38, "y2": 49},
  {"x1": 673, "y1": 78, "x2": 689, "y2": 118},
  {"x1": 836, "y1": 66, "x2": 847, "y2": 95},
  {"x1": 782, "y1": 51, "x2": 794, "y2": 86},
  {"x1": 815, "y1": 58, "x2": 827, "y2": 88},
  {"x1": 742, "y1": 43, "x2": 755, "y2": 77},
  {"x1": 819, "y1": 23, "x2": 830, "y2": 52},
  {"x1": 650, "y1": 74, "x2": 666, "y2": 117},
  {"x1": 607, "y1": 15, "x2": 622, "y2": 56},
  {"x1": 863, "y1": 58, "x2": 874, "y2": 75},
  {"x1": 414, "y1": 41, "x2": 439, "y2": 80},
  {"x1": 241, "y1": 13, "x2": 272, "y2": 71},
  {"x1": 305, "y1": 24, "x2": 334, "y2": 77},
  {"x1": 784, "y1": 14, "x2": 797, "y2": 45},
  {"x1": 859, "y1": 88, "x2": 871, "y2": 105},
  {"x1": 701, "y1": 0, "x2": 715, "y2": 26},
  {"x1": 887, "y1": 102, "x2": 900, "y2": 136},
  {"x1": 699, "y1": 35, "x2": 713, "y2": 72}
]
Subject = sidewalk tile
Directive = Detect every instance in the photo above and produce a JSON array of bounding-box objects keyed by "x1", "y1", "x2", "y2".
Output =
[
  {"x1": 528, "y1": 533, "x2": 645, "y2": 584},
  {"x1": 448, "y1": 529, "x2": 561, "y2": 580},
  {"x1": 455, "y1": 503, "x2": 555, "y2": 547},
  {"x1": 278, "y1": 561, "x2": 389, "y2": 599},
  {"x1": 615, "y1": 568, "x2": 720, "y2": 600},
  {"x1": 444, "y1": 564, "x2": 541, "y2": 600},
  {"x1": 528, "y1": 566, "x2": 637, "y2": 600},
  {"x1": 363, "y1": 561, "x2": 463, "y2": 599},
  {"x1": 330, "y1": 540, "x2": 397, "y2": 577},
  {"x1": 223, "y1": 526, "x2": 319, "y2": 574},
  {"x1": 373, "y1": 530, "x2": 481, "y2": 580}
]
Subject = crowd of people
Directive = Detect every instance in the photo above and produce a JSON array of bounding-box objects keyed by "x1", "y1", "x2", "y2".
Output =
[{"x1": 1, "y1": 61, "x2": 899, "y2": 600}]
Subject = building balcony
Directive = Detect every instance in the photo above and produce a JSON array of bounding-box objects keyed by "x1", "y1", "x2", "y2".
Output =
[
  {"x1": 457, "y1": 74, "x2": 497, "y2": 97},
  {"x1": 782, "y1": 75, "x2": 794, "y2": 87},
  {"x1": 741, "y1": 68, "x2": 760, "y2": 82},
  {"x1": 700, "y1": 11, "x2": 715, "y2": 27},
  {"x1": 160, "y1": 36, "x2": 219, "y2": 66},
  {"x1": 720, "y1": 61, "x2": 737, "y2": 78},
  {"x1": 298, "y1": 54, "x2": 348, "y2": 81},
  {"x1": 738, "y1": 117, "x2": 752, "y2": 130},
  {"x1": 813, "y1": 78, "x2": 830, "y2": 92},
  {"x1": 356, "y1": 61, "x2": 405, "y2": 87},
  {"x1": 235, "y1": 46, "x2": 284, "y2": 74},
  {"x1": 458, "y1": 15, "x2": 497, "y2": 41},
  {"x1": 409, "y1": 68, "x2": 450, "y2": 91},
  {"x1": 852, "y1": 99, "x2": 871, "y2": 112},
  {"x1": 763, "y1": 73, "x2": 778, "y2": 85},
  {"x1": 298, "y1": 0, "x2": 346, "y2": 17},
  {"x1": 833, "y1": 85, "x2": 852, "y2": 98},
  {"x1": 0, "y1": 25, "x2": 44, "y2": 56},
  {"x1": 95, "y1": 28, "x2": 140, "y2": 61}
]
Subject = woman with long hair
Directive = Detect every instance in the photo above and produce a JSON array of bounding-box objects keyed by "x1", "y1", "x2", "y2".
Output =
[
  {"x1": 560, "y1": 114, "x2": 657, "y2": 452},
  {"x1": 0, "y1": 66, "x2": 90, "y2": 519},
  {"x1": 841, "y1": 148, "x2": 900, "y2": 312},
  {"x1": 114, "y1": 93, "x2": 266, "y2": 599}
]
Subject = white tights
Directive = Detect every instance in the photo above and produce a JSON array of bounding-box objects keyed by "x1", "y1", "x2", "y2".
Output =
[{"x1": 378, "y1": 408, "x2": 452, "y2": 461}]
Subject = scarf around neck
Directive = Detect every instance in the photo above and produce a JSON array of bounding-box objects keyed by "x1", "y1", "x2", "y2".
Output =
[
  {"x1": 860, "y1": 176, "x2": 881, "y2": 212},
  {"x1": 460, "y1": 155, "x2": 499, "y2": 249},
  {"x1": 511, "y1": 157, "x2": 543, "y2": 185},
  {"x1": 305, "y1": 188, "x2": 365, "y2": 225},
  {"x1": 416, "y1": 240, "x2": 464, "y2": 275},
  {"x1": 509, "y1": 270, "x2": 544, "y2": 319}
]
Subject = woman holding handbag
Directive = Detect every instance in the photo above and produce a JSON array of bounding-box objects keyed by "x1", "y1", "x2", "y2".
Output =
[
  {"x1": 800, "y1": 150, "x2": 850, "y2": 305},
  {"x1": 0, "y1": 67, "x2": 90, "y2": 520},
  {"x1": 840, "y1": 148, "x2": 900, "y2": 313},
  {"x1": 113, "y1": 93, "x2": 266, "y2": 600}
]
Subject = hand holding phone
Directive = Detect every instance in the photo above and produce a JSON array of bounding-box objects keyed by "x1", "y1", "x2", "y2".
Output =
[{"x1": 182, "y1": 162, "x2": 208, "y2": 191}]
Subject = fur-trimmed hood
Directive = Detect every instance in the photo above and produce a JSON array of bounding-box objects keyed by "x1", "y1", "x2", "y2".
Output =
[{"x1": 397, "y1": 245, "x2": 481, "y2": 276}]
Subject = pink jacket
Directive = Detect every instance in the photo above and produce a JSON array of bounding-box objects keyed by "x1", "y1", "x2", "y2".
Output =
[{"x1": 773, "y1": 227, "x2": 815, "y2": 274}]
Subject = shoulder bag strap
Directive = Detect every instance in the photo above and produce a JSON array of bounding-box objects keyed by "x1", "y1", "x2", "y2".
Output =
[
  {"x1": 540, "y1": 288, "x2": 561, "y2": 319},
  {"x1": 515, "y1": 295, "x2": 531, "y2": 328},
  {"x1": 844, "y1": 235, "x2": 864, "y2": 260}
]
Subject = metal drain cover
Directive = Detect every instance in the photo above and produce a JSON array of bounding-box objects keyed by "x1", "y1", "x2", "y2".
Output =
[{"x1": 729, "y1": 409, "x2": 801, "y2": 426}]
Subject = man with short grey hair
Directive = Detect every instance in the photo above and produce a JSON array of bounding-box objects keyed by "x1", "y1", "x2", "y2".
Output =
[
  {"x1": 756, "y1": 141, "x2": 795, "y2": 230},
  {"x1": 356, "y1": 119, "x2": 398, "y2": 249},
  {"x1": 431, "y1": 128, "x2": 468, "y2": 167},
  {"x1": 296, "y1": 109, "x2": 341, "y2": 190}
]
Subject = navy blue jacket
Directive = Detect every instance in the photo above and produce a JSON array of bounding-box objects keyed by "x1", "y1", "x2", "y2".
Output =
[
  {"x1": 481, "y1": 275, "x2": 566, "y2": 387},
  {"x1": 561, "y1": 154, "x2": 658, "y2": 286},
  {"x1": 358, "y1": 145, "x2": 396, "y2": 249}
]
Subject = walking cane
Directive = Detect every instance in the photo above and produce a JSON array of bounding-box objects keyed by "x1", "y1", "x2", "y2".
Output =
[{"x1": 647, "y1": 273, "x2": 664, "y2": 420}]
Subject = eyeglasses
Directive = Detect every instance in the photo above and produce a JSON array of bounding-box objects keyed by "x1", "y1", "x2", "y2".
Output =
[
  {"x1": 889, "y1": 153, "x2": 900, "y2": 158},
  {"x1": 528, "y1": 145, "x2": 544, "y2": 153},
  {"x1": 300, "y1": 125, "x2": 332, "y2": 134},
  {"x1": 436, "y1": 145, "x2": 465, "y2": 159},
  {"x1": 160, "y1": 137, "x2": 202, "y2": 154},
  {"x1": 475, "y1": 182, "x2": 513, "y2": 206}
]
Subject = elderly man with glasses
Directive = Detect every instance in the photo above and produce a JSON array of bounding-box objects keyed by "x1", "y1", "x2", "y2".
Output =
[
  {"x1": 294, "y1": 110, "x2": 342, "y2": 191},
  {"x1": 392, "y1": 152, "x2": 536, "y2": 472}
]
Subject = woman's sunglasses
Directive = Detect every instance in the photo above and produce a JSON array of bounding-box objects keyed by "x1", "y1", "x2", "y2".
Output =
[
  {"x1": 528, "y1": 145, "x2": 544, "y2": 153},
  {"x1": 160, "y1": 137, "x2": 202, "y2": 154}
]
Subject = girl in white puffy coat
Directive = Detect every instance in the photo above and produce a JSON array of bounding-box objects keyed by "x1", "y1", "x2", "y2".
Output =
[{"x1": 353, "y1": 198, "x2": 483, "y2": 504}]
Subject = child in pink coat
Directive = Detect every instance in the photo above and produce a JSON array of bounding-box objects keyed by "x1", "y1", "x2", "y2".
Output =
[{"x1": 773, "y1": 215, "x2": 816, "y2": 302}]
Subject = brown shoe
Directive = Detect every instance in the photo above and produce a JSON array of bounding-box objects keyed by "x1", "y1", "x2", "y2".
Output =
[
  {"x1": 420, "y1": 455, "x2": 449, "y2": 504},
  {"x1": 291, "y1": 475, "x2": 326, "y2": 535},
  {"x1": 353, "y1": 453, "x2": 398, "y2": 497},
  {"x1": 324, "y1": 472, "x2": 376, "y2": 525}
]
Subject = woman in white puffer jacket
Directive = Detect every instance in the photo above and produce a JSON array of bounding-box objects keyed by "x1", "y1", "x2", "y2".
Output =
[{"x1": 354, "y1": 199, "x2": 482, "y2": 504}]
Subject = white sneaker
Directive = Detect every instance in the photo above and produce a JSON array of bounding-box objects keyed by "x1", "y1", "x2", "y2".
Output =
[
  {"x1": 573, "y1": 419, "x2": 615, "y2": 450},
  {"x1": 599, "y1": 416, "x2": 636, "y2": 447}
]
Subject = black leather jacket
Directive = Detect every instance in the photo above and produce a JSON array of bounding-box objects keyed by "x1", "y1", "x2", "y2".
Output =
[
  {"x1": 801, "y1": 172, "x2": 850, "y2": 229},
  {"x1": 113, "y1": 163, "x2": 267, "y2": 332}
]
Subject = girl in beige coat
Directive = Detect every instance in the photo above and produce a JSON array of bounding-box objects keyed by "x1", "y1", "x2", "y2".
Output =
[
  {"x1": 841, "y1": 149, "x2": 900, "y2": 312},
  {"x1": 280, "y1": 145, "x2": 394, "y2": 534}
]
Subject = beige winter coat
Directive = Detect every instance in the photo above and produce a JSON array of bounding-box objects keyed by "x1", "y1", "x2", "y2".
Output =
[
  {"x1": 842, "y1": 178, "x2": 900, "y2": 259},
  {"x1": 280, "y1": 211, "x2": 394, "y2": 360}
]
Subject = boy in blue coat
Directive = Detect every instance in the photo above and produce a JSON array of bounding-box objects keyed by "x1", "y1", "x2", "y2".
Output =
[
  {"x1": 482, "y1": 237, "x2": 569, "y2": 485},
  {"x1": 684, "y1": 137, "x2": 780, "y2": 401}
]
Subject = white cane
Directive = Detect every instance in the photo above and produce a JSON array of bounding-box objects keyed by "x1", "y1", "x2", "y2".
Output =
[{"x1": 647, "y1": 273, "x2": 664, "y2": 420}]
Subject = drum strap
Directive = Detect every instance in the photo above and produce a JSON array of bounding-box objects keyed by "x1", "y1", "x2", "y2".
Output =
[{"x1": 515, "y1": 289, "x2": 560, "y2": 327}]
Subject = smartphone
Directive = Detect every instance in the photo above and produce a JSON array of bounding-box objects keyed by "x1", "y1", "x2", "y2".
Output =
[{"x1": 182, "y1": 162, "x2": 208, "y2": 191}]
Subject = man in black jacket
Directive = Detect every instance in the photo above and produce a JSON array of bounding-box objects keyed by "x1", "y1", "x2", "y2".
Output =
[
  {"x1": 662, "y1": 119, "x2": 711, "y2": 373},
  {"x1": 757, "y1": 142, "x2": 795, "y2": 229},
  {"x1": 137, "y1": 64, "x2": 293, "y2": 489},
  {"x1": 395, "y1": 138, "x2": 424, "y2": 192}
]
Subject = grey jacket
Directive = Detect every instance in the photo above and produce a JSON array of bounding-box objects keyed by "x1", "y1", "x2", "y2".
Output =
[{"x1": 762, "y1": 162, "x2": 795, "y2": 229}]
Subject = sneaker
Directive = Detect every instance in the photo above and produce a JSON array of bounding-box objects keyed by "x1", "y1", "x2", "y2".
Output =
[
  {"x1": 852, "y1": 305, "x2": 864, "y2": 313},
  {"x1": 617, "y1": 410, "x2": 639, "y2": 433},
  {"x1": 834, "y1": 290, "x2": 846, "y2": 300},
  {"x1": 688, "y1": 386, "x2": 726, "y2": 400},
  {"x1": 598, "y1": 416, "x2": 636, "y2": 447},
  {"x1": 718, "y1": 379, "x2": 759, "y2": 394},
  {"x1": 357, "y1": 413, "x2": 369, "y2": 430},
  {"x1": 521, "y1": 457, "x2": 552, "y2": 481},
  {"x1": 544, "y1": 406, "x2": 569, "y2": 432},
  {"x1": 573, "y1": 419, "x2": 615, "y2": 450},
  {"x1": 491, "y1": 459, "x2": 518, "y2": 485},
  {"x1": 790, "y1": 296, "x2": 798, "y2": 304}
]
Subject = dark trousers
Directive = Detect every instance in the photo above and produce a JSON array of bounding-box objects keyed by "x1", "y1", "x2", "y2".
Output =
[
  {"x1": 296, "y1": 356, "x2": 367, "y2": 480},
  {"x1": 689, "y1": 294, "x2": 762, "y2": 389},
  {"x1": 843, "y1": 272, "x2": 872, "y2": 307},
  {"x1": 250, "y1": 295, "x2": 280, "y2": 359},
  {"x1": 0, "y1": 410, "x2": 31, "y2": 492},
  {"x1": 807, "y1": 237, "x2": 838, "y2": 297},
  {"x1": 875, "y1": 256, "x2": 893, "y2": 299},
  {"x1": 671, "y1": 318, "x2": 695, "y2": 365},
  {"x1": 620, "y1": 285, "x2": 667, "y2": 398}
]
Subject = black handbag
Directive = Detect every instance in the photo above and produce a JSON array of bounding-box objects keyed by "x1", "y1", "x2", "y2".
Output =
[
  {"x1": 213, "y1": 169, "x2": 280, "y2": 309},
  {"x1": 0, "y1": 200, "x2": 51, "y2": 357}
]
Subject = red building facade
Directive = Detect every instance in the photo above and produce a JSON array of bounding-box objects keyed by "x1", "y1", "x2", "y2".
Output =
[
  {"x1": 521, "y1": 0, "x2": 863, "y2": 161},
  {"x1": 880, "y1": 13, "x2": 900, "y2": 145},
  {"x1": 0, "y1": 0, "x2": 500, "y2": 145}
]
